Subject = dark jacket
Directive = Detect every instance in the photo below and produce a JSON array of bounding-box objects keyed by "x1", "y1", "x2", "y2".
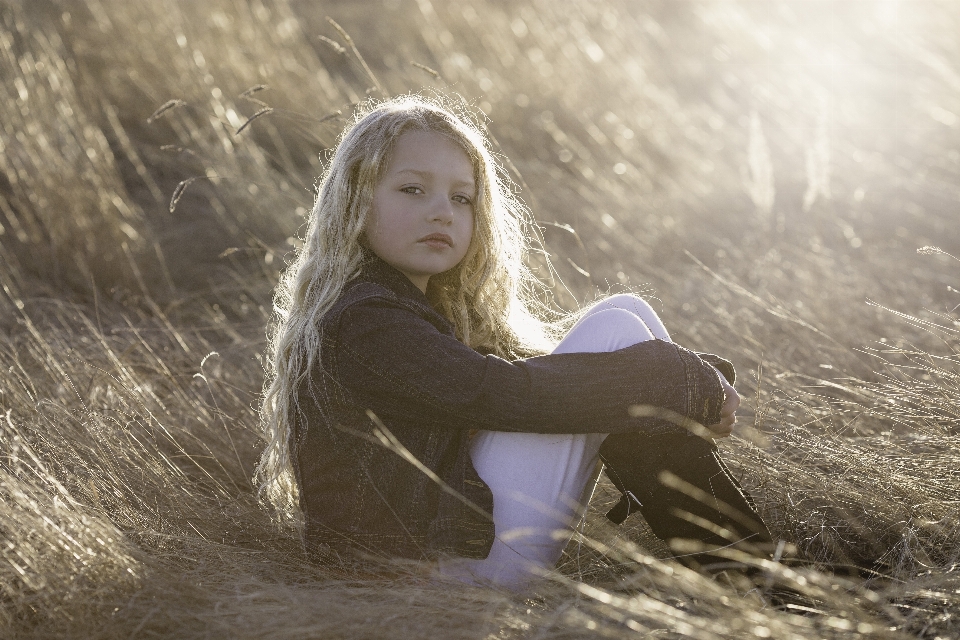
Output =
[{"x1": 291, "y1": 252, "x2": 729, "y2": 561}]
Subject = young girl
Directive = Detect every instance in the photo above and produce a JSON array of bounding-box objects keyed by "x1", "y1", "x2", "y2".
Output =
[{"x1": 256, "y1": 95, "x2": 771, "y2": 590}]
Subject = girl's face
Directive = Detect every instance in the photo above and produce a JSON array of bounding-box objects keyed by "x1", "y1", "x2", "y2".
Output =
[{"x1": 364, "y1": 130, "x2": 476, "y2": 293}]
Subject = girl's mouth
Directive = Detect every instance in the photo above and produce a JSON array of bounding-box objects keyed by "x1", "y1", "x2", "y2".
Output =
[{"x1": 418, "y1": 233, "x2": 453, "y2": 247}]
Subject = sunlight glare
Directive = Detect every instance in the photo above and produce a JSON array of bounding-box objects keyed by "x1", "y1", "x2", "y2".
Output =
[{"x1": 876, "y1": 0, "x2": 900, "y2": 28}]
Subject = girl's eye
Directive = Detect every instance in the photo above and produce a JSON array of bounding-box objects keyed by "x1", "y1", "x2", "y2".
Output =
[
  {"x1": 452, "y1": 194, "x2": 473, "y2": 205},
  {"x1": 400, "y1": 186, "x2": 424, "y2": 194}
]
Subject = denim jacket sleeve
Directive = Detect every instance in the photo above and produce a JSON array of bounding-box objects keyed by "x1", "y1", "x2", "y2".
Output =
[
  {"x1": 695, "y1": 352, "x2": 735, "y2": 385},
  {"x1": 333, "y1": 293, "x2": 726, "y2": 434}
]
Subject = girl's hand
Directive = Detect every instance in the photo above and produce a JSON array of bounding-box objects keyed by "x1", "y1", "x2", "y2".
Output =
[{"x1": 707, "y1": 370, "x2": 740, "y2": 439}]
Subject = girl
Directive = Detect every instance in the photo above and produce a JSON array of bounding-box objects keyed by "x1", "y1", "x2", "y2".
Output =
[{"x1": 256, "y1": 95, "x2": 771, "y2": 590}]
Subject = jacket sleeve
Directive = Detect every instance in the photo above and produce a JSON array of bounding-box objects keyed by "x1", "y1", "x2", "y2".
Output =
[
  {"x1": 695, "y1": 352, "x2": 736, "y2": 386},
  {"x1": 333, "y1": 295, "x2": 725, "y2": 434}
]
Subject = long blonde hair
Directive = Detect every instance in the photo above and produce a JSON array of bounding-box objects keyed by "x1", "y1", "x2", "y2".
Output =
[{"x1": 255, "y1": 95, "x2": 564, "y2": 524}]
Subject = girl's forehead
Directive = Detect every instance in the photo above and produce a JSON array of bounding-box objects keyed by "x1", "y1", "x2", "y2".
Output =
[{"x1": 384, "y1": 130, "x2": 476, "y2": 178}]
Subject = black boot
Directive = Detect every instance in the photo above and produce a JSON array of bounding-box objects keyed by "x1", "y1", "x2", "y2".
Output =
[{"x1": 599, "y1": 431, "x2": 774, "y2": 573}]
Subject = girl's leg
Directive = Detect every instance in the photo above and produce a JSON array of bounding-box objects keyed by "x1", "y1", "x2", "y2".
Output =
[
  {"x1": 442, "y1": 293, "x2": 771, "y2": 587},
  {"x1": 521, "y1": 294, "x2": 772, "y2": 573},
  {"x1": 441, "y1": 307, "x2": 656, "y2": 589},
  {"x1": 588, "y1": 304, "x2": 774, "y2": 570},
  {"x1": 599, "y1": 431, "x2": 773, "y2": 572},
  {"x1": 579, "y1": 293, "x2": 671, "y2": 342}
]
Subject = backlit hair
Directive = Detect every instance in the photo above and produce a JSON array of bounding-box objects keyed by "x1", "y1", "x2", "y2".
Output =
[{"x1": 255, "y1": 95, "x2": 563, "y2": 525}]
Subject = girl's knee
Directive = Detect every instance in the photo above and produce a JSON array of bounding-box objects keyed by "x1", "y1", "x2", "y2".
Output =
[
  {"x1": 597, "y1": 294, "x2": 656, "y2": 317},
  {"x1": 589, "y1": 294, "x2": 670, "y2": 342},
  {"x1": 555, "y1": 308, "x2": 655, "y2": 354},
  {"x1": 578, "y1": 308, "x2": 649, "y2": 332}
]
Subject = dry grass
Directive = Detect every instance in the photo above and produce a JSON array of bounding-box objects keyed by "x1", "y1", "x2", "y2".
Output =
[{"x1": 1, "y1": 0, "x2": 959, "y2": 637}]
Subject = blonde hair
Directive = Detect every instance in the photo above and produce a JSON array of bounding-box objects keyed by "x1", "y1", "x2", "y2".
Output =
[{"x1": 255, "y1": 95, "x2": 564, "y2": 524}]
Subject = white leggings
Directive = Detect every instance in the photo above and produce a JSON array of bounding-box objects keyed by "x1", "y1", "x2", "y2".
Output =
[{"x1": 438, "y1": 294, "x2": 672, "y2": 589}]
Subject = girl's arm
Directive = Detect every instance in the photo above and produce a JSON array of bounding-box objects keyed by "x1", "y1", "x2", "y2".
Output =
[{"x1": 332, "y1": 295, "x2": 726, "y2": 435}]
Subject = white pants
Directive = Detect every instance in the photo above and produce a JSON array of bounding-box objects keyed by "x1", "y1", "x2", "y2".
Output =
[{"x1": 438, "y1": 294, "x2": 672, "y2": 590}]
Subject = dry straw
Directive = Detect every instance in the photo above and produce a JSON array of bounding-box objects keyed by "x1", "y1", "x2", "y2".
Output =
[{"x1": 1, "y1": 0, "x2": 959, "y2": 638}]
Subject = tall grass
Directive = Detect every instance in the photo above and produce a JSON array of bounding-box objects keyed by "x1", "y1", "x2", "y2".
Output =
[{"x1": 2, "y1": 0, "x2": 959, "y2": 637}]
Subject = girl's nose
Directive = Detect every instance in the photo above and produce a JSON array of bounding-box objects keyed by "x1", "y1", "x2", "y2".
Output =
[{"x1": 429, "y1": 195, "x2": 455, "y2": 223}]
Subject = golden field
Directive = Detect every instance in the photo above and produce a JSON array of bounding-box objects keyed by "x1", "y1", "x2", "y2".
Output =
[{"x1": 1, "y1": 1, "x2": 959, "y2": 637}]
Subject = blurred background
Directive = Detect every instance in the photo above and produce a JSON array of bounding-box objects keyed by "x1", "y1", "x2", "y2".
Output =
[
  {"x1": 3, "y1": 0, "x2": 958, "y2": 362},
  {"x1": 2, "y1": 1, "x2": 959, "y2": 637}
]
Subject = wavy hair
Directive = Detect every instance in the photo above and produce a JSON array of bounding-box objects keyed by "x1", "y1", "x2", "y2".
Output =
[{"x1": 255, "y1": 95, "x2": 564, "y2": 524}]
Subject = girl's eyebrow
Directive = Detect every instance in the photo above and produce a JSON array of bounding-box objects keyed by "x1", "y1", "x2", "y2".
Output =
[{"x1": 395, "y1": 168, "x2": 475, "y2": 189}]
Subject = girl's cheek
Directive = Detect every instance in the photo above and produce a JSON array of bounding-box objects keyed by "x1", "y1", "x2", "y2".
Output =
[{"x1": 364, "y1": 211, "x2": 379, "y2": 235}]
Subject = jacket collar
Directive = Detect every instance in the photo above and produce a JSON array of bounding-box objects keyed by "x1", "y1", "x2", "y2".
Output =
[{"x1": 356, "y1": 247, "x2": 433, "y2": 306}]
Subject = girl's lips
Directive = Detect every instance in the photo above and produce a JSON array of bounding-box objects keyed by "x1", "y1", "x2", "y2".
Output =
[{"x1": 418, "y1": 233, "x2": 453, "y2": 247}]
